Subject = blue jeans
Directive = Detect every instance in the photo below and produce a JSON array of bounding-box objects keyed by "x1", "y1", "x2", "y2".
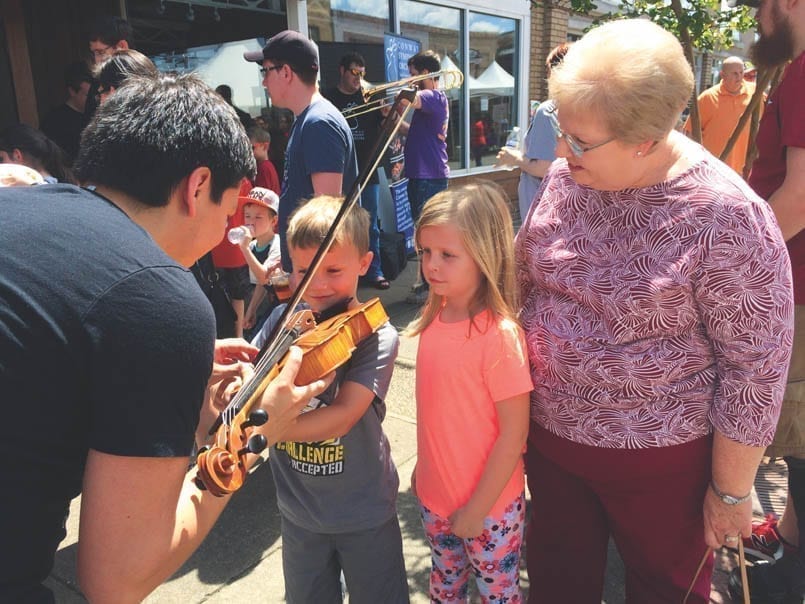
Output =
[
  {"x1": 407, "y1": 178, "x2": 448, "y2": 224},
  {"x1": 361, "y1": 183, "x2": 384, "y2": 280}
]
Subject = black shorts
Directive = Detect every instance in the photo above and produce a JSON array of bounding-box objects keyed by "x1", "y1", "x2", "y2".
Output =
[{"x1": 218, "y1": 266, "x2": 250, "y2": 300}]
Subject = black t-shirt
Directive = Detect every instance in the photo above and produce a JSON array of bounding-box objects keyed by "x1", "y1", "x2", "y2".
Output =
[
  {"x1": 0, "y1": 184, "x2": 215, "y2": 602},
  {"x1": 40, "y1": 104, "x2": 89, "y2": 164},
  {"x1": 322, "y1": 86, "x2": 382, "y2": 185}
]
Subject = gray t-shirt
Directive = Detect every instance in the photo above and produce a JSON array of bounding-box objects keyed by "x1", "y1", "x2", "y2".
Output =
[{"x1": 257, "y1": 305, "x2": 400, "y2": 533}]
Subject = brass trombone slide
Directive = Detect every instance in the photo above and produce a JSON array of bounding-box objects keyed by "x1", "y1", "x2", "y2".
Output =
[{"x1": 341, "y1": 69, "x2": 464, "y2": 119}]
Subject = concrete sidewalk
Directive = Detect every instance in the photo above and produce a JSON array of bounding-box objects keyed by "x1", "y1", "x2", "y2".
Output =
[{"x1": 45, "y1": 256, "x2": 786, "y2": 602}]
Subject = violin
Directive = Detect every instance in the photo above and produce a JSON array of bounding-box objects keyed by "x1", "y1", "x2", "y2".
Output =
[
  {"x1": 194, "y1": 86, "x2": 417, "y2": 497},
  {"x1": 195, "y1": 298, "x2": 389, "y2": 496}
]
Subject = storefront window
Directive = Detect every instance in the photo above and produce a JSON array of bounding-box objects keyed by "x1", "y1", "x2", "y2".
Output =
[
  {"x1": 399, "y1": 0, "x2": 464, "y2": 170},
  {"x1": 126, "y1": 0, "x2": 285, "y2": 120},
  {"x1": 468, "y1": 12, "x2": 517, "y2": 168},
  {"x1": 308, "y1": 0, "x2": 391, "y2": 90}
]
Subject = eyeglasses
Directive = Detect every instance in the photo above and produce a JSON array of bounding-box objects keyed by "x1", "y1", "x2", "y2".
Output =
[
  {"x1": 260, "y1": 64, "x2": 284, "y2": 76},
  {"x1": 547, "y1": 107, "x2": 615, "y2": 158},
  {"x1": 348, "y1": 67, "x2": 366, "y2": 77},
  {"x1": 90, "y1": 44, "x2": 112, "y2": 58}
]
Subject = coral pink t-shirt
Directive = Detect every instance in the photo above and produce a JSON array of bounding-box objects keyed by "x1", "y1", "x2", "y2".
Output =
[{"x1": 415, "y1": 311, "x2": 534, "y2": 518}]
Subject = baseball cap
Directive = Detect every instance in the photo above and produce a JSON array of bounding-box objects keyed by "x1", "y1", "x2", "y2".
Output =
[
  {"x1": 727, "y1": 0, "x2": 759, "y2": 7},
  {"x1": 243, "y1": 30, "x2": 319, "y2": 73},
  {"x1": 240, "y1": 187, "x2": 279, "y2": 214}
]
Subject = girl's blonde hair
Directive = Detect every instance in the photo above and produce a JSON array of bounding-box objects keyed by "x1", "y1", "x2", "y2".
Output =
[
  {"x1": 406, "y1": 180, "x2": 518, "y2": 336},
  {"x1": 287, "y1": 195, "x2": 370, "y2": 254}
]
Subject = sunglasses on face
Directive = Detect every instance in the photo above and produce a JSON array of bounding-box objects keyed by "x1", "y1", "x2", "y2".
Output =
[{"x1": 348, "y1": 67, "x2": 366, "y2": 77}]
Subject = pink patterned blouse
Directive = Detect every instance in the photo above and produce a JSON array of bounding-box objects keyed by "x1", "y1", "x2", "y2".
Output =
[{"x1": 515, "y1": 154, "x2": 794, "y2": 449}]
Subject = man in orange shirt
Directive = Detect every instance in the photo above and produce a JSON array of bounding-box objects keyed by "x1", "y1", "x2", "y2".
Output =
[{"x1": 685, "y1": 56, "x2": 756, "y2": 175}]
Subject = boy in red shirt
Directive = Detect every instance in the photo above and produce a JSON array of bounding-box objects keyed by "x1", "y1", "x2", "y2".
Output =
[{"x1": 248, "y1": 127, "x2": 280, "y2": 193}]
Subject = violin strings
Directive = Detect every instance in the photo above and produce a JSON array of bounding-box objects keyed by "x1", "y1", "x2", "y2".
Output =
[
  {"x1": 214, "y1": 91, "x2": 415, "y2": 429},
  {"x1": 220, "y1": 324, "x2": 298, "y2": 425}
]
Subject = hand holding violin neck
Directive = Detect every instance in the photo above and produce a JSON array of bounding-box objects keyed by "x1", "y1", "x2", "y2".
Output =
[{"x1": 194, "y1": 299, "x2": 389, "y2": 496}]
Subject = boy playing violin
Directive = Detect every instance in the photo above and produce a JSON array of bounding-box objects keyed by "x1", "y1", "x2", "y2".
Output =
[{"x1": 251, "y1": 196, "x2": 408, "y2": 603}]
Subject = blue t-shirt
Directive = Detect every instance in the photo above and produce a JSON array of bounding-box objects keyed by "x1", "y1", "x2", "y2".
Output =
[
  {"x1": 404, "y1": 89, "x2": 449, "y2": 179},
  {"x1": 279, "y1": 97, "x2": 359, "y2": 271},
  {"x1": 0, "y1": 184, "x2": 215, "y2": 602},
  {"x1": 519, "y1": 99, "x2": 557, "y2": 222}
]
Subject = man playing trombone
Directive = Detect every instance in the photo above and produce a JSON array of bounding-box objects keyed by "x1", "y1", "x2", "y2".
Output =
[{"x1": 399, "y1": 50, "x2": 450, "y2": 304}]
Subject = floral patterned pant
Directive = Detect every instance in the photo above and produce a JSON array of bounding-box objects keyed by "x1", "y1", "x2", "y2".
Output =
[{"x1": 419, "y1": 493, "x2": 525, "y2": 603}]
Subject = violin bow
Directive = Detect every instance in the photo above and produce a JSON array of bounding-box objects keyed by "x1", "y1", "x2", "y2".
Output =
[
  {"x1": 257, "y1": 85, "x2": 417, "y2": 365},
  {"x1": 207, "y1": 86, "x2": 417, "y2": 435}
]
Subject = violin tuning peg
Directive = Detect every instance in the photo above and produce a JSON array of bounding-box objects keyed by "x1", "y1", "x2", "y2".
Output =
[
  {"x1": 194, "y1": 476, "x2": 208, "y2": 491},
  {"x1": 244, "y1": 409, "x2": 268, "y2": 428},
  {"x1": 245, "y1": 434, "x2": 267, "y2": 455}
]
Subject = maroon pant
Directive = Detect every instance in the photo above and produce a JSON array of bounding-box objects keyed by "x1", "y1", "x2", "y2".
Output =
[{"x1": 525, "y1": 423, "x2": 713, "y2": 604}]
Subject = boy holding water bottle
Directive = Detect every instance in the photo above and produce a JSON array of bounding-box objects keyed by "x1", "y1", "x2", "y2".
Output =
[{"x1": 232, "y1": 186, "x2": 284, "y2": 335}]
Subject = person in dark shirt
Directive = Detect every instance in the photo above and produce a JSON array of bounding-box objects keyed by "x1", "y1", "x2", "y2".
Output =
[
  {"x1": 216, "y1": 84, "x2": 255, "y2": 130},
  {"x1": 40, "y1": 61, "x2": 92, "y2": 164},
  {"x1": 84, "y1": 16, "x2": 134, "y2": 119},
  {"x1": 323, "y1": 51, "x2": 389, "y2": 289},
  {"x1": 0, "y1": 72, "x2": 330, "y2": 604}
]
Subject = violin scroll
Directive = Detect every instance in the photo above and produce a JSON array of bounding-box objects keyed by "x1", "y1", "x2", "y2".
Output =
[{"x1": 194, "y1": 298, "x2": 389, "y2": 496}]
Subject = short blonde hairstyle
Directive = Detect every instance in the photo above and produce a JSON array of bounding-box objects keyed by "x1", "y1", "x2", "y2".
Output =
[
  {"x1": 287, "y1": 195, "x2": 370, "y2": 255},
  {"x1": 407, "y1": 181, "x2": 519, "y2": 337},
  {"x1": 549, "y1": 19, "x2": 694, "y2": 144}
]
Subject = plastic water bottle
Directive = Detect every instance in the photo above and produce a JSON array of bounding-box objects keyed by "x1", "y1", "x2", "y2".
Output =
[
  {"x1": 227, "y1": 226, "x2": 252, "y2": 244},
  {"x1": 496, "y1": 126, "x2": 521, "y2": 171}
]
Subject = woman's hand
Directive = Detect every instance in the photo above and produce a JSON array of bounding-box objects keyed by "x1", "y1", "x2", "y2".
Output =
[
  {"x1": 495, "y1": 146, "x2": 523, "y2": 168},
  {"x1": 449, "y1": 506, "x2": 485, "y2": 539},
  {"x1": 702, "y1": 485, "x2": 753, "y2": 549}
]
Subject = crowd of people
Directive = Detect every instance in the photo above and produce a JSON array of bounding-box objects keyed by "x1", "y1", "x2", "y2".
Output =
[{"x1": 1, "y1": 1, "x2": 804, "y2": 602}]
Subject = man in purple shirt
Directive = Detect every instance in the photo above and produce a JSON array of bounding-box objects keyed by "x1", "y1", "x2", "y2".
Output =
[{"x1": 402, "y1": 50, "x2": 450, "y2": 303}]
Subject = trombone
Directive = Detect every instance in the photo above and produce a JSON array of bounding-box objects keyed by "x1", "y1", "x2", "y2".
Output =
[{"x1": 341, "y1": 69, "x2": 464, "y2": 120}]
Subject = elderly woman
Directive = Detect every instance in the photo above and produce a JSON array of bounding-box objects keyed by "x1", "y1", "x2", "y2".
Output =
[{"x1": 516, "y1": 19, "x2": 793, "y2": 603}]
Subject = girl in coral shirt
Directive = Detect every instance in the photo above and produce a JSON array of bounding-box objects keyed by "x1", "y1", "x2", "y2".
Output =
[{"x1": 407, "y1": 181, "x2": 533, "y2": 602}]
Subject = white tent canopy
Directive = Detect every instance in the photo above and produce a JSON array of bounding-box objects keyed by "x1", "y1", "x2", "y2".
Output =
[{"x1": 471, "y1": 60, "x2": 514, "y2": 97}]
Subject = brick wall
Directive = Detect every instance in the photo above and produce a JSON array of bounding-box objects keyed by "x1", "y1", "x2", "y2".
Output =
[
  {"x1": 529, "y1": 0, "x2": 571, "y2": 103},
  {"x1": 700, "y1": 52, "x2": 715, "y2": 91}
]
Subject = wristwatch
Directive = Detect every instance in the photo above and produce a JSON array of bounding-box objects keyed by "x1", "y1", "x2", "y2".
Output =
[{"x1": 710, "y1": 480, "x2": 751, "y2": 505}]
